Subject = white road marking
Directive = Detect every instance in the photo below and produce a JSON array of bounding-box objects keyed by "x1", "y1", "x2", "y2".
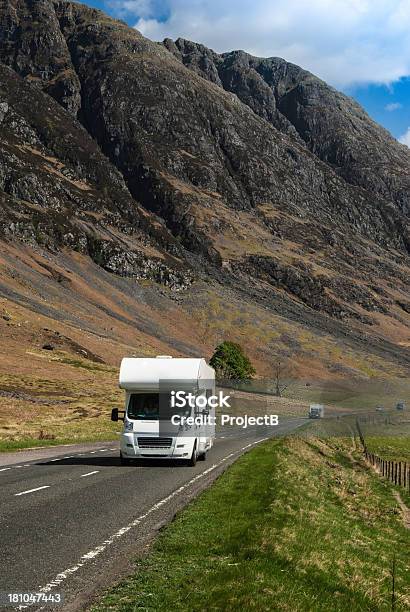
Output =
[
  {"x1": 80, "y1": 471, "x2": 100, "y2": 478},
  {"x1": 20, "y1": 438, "x2": 269, "y2": 606},
  {"x1": 50, "y1": 459, "x2": 60, "y2": 462},
  {"x1": 0, "y1": 467, "x2": 11, "y2": 472},
  {"x1": 99, "y1": 449, "x2": 108, "y2": 452},
  {"x1": 15, "y1": 486, "x2": 50, "y2": 497}
]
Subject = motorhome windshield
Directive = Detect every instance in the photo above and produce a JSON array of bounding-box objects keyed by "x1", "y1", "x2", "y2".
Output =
[{"x1": 127, "y1": 393, "x2": 192, "y2": 420}]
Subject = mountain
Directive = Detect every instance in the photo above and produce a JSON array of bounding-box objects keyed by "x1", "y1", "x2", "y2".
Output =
[
  {"x1": 0, "y1": 0, "x2": 409, "y2": 396},
  {"x1": 164, "y1": 38, "x2": 410, "y2": 221}
]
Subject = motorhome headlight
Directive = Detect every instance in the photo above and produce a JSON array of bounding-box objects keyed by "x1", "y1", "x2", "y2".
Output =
[{"x1": 124, "y1": 420, "x2": 133, "y2": 432}]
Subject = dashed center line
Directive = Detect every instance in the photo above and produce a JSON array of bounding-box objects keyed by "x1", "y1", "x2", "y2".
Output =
[
  {"x1": 15, "y1": 486, "x2": 50, "y2": 497},
  {"x1": 22, "y1": 438, "x2": 268, "y2": 606},
  {"x1": 0, "y1": 446, "x2": 117, "y2": 475},
  {"x1": 80, "y1": 471, "x2": 100, "y2": 478}
]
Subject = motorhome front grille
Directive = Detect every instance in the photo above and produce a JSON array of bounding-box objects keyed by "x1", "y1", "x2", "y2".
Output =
[{"x1": 137, "y1": 437, "x2": 173, "y2": 449}]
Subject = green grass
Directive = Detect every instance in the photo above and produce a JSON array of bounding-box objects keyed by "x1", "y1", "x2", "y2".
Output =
[
  {"x1": 56, "y1": 357, "x2": 114, "y2": 372},
  {"x1": 93, "y1": 437, "x2": 410, "y2": 612},
  {"x1": 359, "y1": 415, "x2": 410, "y2": 462},
  {"x1": 365, "y1": 436, "x2": 410, "y2": 462},
  {"x1": 363, "y1": 433, "x2": 410, "y2": 506}
]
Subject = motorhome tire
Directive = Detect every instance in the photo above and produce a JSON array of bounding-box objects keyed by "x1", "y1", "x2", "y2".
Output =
[
  {"x1": 198, "y1": 452, "x2": 206, "y2": 461},
  {"x1": 188, "y1": 444, "x2": 197, "y2": 467}
]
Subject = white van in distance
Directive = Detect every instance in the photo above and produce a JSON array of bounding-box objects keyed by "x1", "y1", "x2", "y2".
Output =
[
  {"x1": 112, "y1": 356, "x2": 216, "y2": 466},
  {"x1": 308, "y1": 404, "x2": 325, "y2": 419}
]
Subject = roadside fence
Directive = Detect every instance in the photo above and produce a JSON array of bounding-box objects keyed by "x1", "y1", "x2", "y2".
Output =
[{"x1": 356, "y1": 417, "x2": 410, "y2": 493}]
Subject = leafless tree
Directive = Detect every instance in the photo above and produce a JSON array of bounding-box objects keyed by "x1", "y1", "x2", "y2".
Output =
[{"x1": 273, "y1": 359, "x2": 290, "y2": 397}]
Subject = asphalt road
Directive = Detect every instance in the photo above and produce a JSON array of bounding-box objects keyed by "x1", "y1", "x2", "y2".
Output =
[{"x1": 0, "y1": 419, "x2": 305, "y2": 611}]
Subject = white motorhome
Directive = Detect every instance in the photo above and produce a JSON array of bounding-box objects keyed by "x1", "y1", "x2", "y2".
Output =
[
  {"x1": 112, "y1": 356, "x2": 216, "y2": 466},
  {"x1": 308, "y1": 404, "x2": 324, "y2": 419}
]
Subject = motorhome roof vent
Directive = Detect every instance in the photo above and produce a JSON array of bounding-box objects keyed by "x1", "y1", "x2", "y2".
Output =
[{"x1": 156, "y1": 355, "x2": 173, "y2": 359}]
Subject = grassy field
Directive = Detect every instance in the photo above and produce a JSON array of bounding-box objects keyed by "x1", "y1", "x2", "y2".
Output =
[
  {"x1": 93, "y1": 437, "x2": 410, "y2": 612},
  {"x1": 1, "y1": 268, "x2": 409, "y2": 455},
  {"x1": 358, "y1": 414, "x2": 410, "y2": 462},
  {"x1": 365, "y1": 436, "x2": 410, "y2": 462},
  {"x1": 0, "y1": 351, "x2": 122, "y2": 452}
]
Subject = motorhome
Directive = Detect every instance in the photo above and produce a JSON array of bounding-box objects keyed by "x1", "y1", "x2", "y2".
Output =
[
  {"x1": 112, "y1": 356, "x2": 216, "y2": 466},
  {"x1": 308, "y1": 404, "x2": 324, "y2": 419}
]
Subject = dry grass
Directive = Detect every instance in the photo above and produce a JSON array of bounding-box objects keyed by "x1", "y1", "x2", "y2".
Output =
[{"x1": 0, "y1": 241, "x2": 409, "y2": 451}]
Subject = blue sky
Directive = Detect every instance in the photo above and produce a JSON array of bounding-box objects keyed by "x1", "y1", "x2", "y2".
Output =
[{"x1": 84, "y1": 1, "x2": 410, "y2": 144}]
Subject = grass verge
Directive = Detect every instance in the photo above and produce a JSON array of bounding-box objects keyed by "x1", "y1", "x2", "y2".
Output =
[
  {"x1": 92, "y1": 437, "x2": 409, "y2": 611},
  {"x1": 0, "y1": 433, "x2": 118, "y2": 453}
]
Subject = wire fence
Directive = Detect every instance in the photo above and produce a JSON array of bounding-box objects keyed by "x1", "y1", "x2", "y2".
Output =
[{"x1": 356, "y1": 417, "x2": 410, "y2": 492}]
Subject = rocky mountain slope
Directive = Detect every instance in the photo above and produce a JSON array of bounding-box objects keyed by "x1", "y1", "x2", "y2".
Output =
[
  {"x1": 0, "y1": 0, "x2": 409, "y2": 388},
  {"x1": 164, "y1": 38, "x2": 410, "y2": 219}
]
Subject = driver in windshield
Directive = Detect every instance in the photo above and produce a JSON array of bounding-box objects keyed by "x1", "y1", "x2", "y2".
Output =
[{"x1": 143, "y1": 403, "x2": 158, "y2": 418}]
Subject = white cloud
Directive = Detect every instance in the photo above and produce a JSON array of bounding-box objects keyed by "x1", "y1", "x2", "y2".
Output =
[
  {"x1": 108, "y1": 0, "x2": 410, "y2": 88},
  {"x1": 385, "y1": 102, "x2": 403, "y2": 111},
  {"x1": 399, "y1": 127, "x2": 410, "y2": 146},
  {"x1": 107, "y1": 0, "x2": 163, "y2": 19}
]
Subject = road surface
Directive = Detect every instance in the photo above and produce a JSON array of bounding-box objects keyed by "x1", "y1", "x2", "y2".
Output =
[{"x1": 0, "y1": 419, "x2": 304, "y2": 611}]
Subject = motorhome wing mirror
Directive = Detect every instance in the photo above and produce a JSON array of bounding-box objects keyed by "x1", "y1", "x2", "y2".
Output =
[
  {"x1": 111, "y1": 408, "x2": 125, "y2": 422},
  {"x1": 111, "y1": 408, "x2": 119, "y2": 422}
]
